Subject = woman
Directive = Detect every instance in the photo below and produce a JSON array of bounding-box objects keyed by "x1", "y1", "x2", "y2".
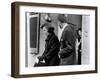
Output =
[
  {"x1": 76, "y1": 28, "x2": 82, "y2": 65},
  {"x1": 35, "y1": 23, "x2": 60, "y2": 66}
]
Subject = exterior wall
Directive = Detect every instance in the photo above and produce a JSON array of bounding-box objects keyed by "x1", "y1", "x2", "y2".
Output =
[{"x1": 82, "y1": 16, "x2": 90, "y2": 64}]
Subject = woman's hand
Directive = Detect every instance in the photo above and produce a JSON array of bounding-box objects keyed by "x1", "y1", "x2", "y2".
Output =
[{"x1": 38, "y1": 56, "x2": 44, "y2": 61}]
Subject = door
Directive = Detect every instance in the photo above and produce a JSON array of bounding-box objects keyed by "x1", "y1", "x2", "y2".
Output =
[{"x1": 26, "y1": 12, "x2": 39, "y2": 67}]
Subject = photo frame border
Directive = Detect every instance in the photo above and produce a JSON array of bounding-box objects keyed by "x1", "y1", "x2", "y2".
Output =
[{"x1": 11, "y1": 2, "x2": 98, "y2": 78}]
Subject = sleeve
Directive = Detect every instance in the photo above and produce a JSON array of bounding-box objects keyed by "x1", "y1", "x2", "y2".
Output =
[{"x1": 59, "y1": 30, "x2": 74, "y2": 58}]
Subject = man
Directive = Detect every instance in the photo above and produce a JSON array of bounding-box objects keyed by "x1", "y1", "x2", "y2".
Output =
[{"x1": 57, "y1": 14, "x2": 76, "y2": 65}]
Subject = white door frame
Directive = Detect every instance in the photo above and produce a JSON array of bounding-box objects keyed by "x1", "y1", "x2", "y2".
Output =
[{"x1": 26, "y1": 13, "x2": 39, "y2": 67}]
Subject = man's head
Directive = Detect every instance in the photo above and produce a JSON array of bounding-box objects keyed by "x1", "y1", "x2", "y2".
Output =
[
  {"x1": 41, "y1": 23, "x2": 54, "y2": 36},
  {"x1": 57, "y1": 14, "x2": 68, "y2": 29}
]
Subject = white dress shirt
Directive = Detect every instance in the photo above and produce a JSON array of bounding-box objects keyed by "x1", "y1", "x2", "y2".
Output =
[{"x1": 58, "y1": 23, "x2": 68, "y2": 41}]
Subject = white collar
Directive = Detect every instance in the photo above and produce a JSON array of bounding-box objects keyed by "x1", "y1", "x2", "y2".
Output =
[{"x1": 62, "y1": 23, "x2": 68, "y2": 31}]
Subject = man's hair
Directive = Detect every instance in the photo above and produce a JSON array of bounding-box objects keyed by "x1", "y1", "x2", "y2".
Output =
[
  {"x1": 57, "y1": 14, "x2": 68, "y2": 23},
  {"x1": 41, "y1": 23, "x2": 54, "y2": 33}
]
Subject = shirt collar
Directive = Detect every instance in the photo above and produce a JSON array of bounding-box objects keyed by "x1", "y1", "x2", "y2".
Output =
[{"x1": 62, "y1": 23, "x2": 68, "y2": 31}]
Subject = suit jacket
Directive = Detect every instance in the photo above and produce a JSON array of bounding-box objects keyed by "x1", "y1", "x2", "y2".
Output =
[
  {"x1": 41, "y1": 33, "x2": 60, "y2": 66},
  {"x1": 59, "y1": 24, "x2": 76, "y2": 65}
]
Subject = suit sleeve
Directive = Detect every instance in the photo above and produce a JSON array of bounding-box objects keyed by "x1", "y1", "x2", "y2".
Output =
[{"x1": 59, "y1": 30, "x2": 74, "y2": 58}]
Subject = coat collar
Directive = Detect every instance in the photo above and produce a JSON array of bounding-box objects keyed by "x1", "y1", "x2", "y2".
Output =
[{"x1": 45, "y1": 33, "x2": 54, "y2": 41}]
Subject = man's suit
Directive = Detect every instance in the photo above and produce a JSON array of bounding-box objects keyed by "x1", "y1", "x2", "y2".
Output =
[{"x1": 59, "y1": 23, "x2": 76, "y2": 65}]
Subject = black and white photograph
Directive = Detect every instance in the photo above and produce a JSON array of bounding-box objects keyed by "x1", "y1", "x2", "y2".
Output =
[
  {"x1": 11, "y1": 2, "x2": 97, "y2": 78},
  {"x1": 25, "y1": 12, "x2": 87, "y2": 67}
]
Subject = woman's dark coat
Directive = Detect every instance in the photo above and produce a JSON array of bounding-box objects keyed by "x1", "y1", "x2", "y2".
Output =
[{"x1": 41, "y1": 33, "x2": 60, "y2": 66}]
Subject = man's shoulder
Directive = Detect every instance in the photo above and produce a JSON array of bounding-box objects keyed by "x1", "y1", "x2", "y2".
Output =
[
  {"x1": 65, "y1": 24, "x2": 75, "y2": 32},
  {"x1": 62, "y1": 25, "x2": 73, "y2": 37},
  {"x1": 63, "y1": 26, "x2": 70, "y2": 33}
]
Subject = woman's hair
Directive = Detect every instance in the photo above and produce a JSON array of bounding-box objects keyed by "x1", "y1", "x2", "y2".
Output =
[
  {"x1": 41, "y1": 23, "x2": 54, "y2": 34},
  {"x1": 76, "y1": 28, "x2": 82, "y2": 37}
]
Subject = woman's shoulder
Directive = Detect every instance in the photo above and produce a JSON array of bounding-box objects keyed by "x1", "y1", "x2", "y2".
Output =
[
  {"x1": 51, "y1": 34, "x2": 58, "y2": 39},
  {"x1": 50, "y1": 34, "x2": 59, "y2": 42}
]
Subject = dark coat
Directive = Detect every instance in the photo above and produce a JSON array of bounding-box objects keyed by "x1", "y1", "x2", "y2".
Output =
[
  {"x1": 41, "y1": 33, "x2": 60, "y2": 66},
  {"x1": 59, "y1": 24, "x2": 76, "y2": 65}
]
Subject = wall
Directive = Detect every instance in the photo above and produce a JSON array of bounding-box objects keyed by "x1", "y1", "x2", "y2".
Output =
[
  {"x1": 82, "y1": 16, "x2": 90, "y2": 64},
  {"x1": 0, "y1": 0, "x2": 100, "y2": 80}
]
